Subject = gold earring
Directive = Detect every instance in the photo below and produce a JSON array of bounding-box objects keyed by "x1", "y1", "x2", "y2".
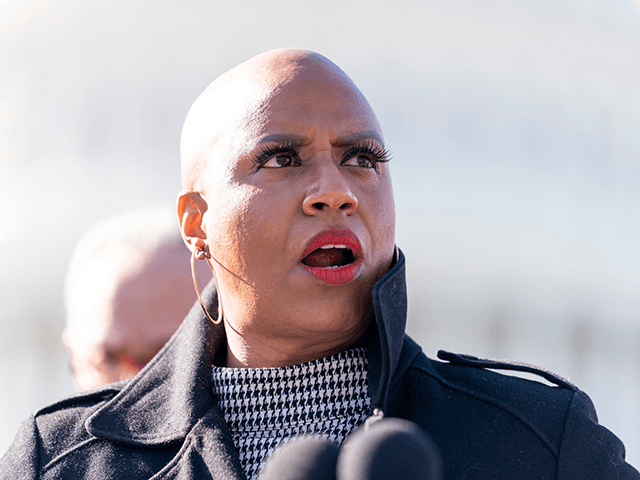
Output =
[{"x1": 191, "y1": 245, "x2": 223, "y2": 325}]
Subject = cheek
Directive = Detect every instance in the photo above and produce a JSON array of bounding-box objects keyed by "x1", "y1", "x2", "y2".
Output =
[
  {"x1": 204, "y1": 186, "x2": 293, "y2": 272},
  {"x1": 239, "y1": 190, "x2": 298, "y2": 260},
  {"x1": 204, "y1": 186, "x2": 255, "y2": 267},
  {"x1": 362, "y1": 180, "x2": 396, "y2": 248},
  {"x1": 373, "y1": 203, "x2": 396, "y2": 264}
]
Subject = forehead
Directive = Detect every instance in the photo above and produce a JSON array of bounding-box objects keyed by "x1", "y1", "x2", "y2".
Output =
[
  {"x1": 181, "y1": 56, "x2": 382, "y2": 184},
  {"x1": 254, "y1": 69, "x2": 381, "y2": 139},
  {"x1": 247, "y1": 74, "x2": 378, "y2": 155}
]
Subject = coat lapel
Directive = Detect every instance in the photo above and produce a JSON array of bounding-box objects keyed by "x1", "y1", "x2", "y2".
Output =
[
  {"x1": 149, "y1": 409, "x2": 247, "y2": 480},
  {"x1": 86, "y1": 280, "x2": 223, "y2": 446}
]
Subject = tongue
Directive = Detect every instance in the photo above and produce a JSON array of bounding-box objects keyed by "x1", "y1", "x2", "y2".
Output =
[{"x1": 302, "y1": 248, "x2": 347, "y2": 268}]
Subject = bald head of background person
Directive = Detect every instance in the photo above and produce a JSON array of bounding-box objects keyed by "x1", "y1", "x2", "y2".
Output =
[{"x1": 63, "y1": 207, "x2": 212, "y2": 391}]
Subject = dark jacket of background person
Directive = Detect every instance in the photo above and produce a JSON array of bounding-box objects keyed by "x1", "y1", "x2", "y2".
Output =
[{"x1": 1, "y1": 251, "x2": 638, "y2": 479}]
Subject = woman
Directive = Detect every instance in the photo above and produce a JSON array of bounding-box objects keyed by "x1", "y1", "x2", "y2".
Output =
[{"x1": 1, "y1": 49, "x2": 638, "y2": 480}]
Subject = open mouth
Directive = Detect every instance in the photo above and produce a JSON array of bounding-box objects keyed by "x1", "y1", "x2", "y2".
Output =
[
  {"x1": 299, "y1": 228, "x2": 364, "y2": 285},
  {"x1": 301, "y1": 245, "x2": 356, "y2": 268}
]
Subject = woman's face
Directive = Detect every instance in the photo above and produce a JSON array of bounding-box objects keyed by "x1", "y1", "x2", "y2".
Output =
[{"x1": 191, "y1": 62, "x2": 396, "y2": 352}]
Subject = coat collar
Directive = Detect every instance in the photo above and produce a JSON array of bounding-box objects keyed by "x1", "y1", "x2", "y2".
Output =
[
  {"x1": 86, "y1": 249, "x2": 409, "y2": 446},
  {"x1": 367, "y1": 248, "x2": 408, "y2": 411}
]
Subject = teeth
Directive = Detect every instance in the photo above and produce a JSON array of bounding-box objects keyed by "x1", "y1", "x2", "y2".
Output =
[{"x1": 320, "y1": 244, "x2": 348, "y2": 250}]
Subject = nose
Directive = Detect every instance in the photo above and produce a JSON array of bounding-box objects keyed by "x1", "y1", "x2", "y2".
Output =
[{"x1": 302, "y1": 160, "x2": 358, "y2": 216}]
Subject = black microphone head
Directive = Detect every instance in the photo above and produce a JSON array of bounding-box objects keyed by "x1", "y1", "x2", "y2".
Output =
[
  {"x1": 259, "y1": 435, "x2": 340, "y2": 480},
  {"x1": 336, "y1": 418, "x2": 443, "y2": 480}
]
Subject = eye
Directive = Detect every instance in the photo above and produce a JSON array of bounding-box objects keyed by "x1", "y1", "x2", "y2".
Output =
[
  {"x1": 252, "y1": 145, "x2": 301, "y2": 170},
  {"x1": 340, "y1": 142, "x2": 391, "y2": 170},
  {"x1": 342, "y1": 154, "x2": 374, "y2": 168},
  {"x1": 262, "y1": 153, "x2": 296, "y2": 168},
  {"x1": 103, "y1": 351, "x2": 121, "y2": 366}
]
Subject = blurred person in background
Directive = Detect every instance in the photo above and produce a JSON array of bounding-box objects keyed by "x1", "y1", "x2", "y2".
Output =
[{"x1": 62, "y1": 206, "x2": 211, "y2": 391}]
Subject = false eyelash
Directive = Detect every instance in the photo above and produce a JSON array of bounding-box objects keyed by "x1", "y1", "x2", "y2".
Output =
[
  {"x1": 342, "y1": 141, "x2": 392, "y2": 168},
  {"x1": 250, "y1": 144, "x2": 300, "y2": 168}
]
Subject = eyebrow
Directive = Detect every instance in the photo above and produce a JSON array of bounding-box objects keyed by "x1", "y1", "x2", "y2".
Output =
[
  {"x1": 331, "y1": 131, "x2": 384, "y2": 147},
  {"x1": 258, "y1": 133, "x2": 310, "y2": 146},
  {"x1": 257, "y1": 131, "x2": 384, "y2": 148}
]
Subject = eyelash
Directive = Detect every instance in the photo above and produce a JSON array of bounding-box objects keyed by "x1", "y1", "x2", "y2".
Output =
[
  {"x1": 340, "y1": 142, "x2": 392, "y2": 170},
  {"x1": 250, "y1": 141, "x2": 392, "y2": 170},
  {"x1": 251, "y1": 145, "x2": 300, "y2": 169}
]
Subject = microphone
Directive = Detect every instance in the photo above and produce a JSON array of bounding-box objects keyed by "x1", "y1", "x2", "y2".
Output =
[
  {"x1": 336, "y1": 418, "x2": 443, "y2": 480},
  {"x1": 259, "y1": 435, "x2": 340, "y2": 480},
  {"x1": 259, "y1": 418, "x2": 442, "y2": 480}
]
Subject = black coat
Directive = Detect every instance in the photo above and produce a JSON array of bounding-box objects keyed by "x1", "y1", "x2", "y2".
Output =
[{"x1": 1, "y1": 251, "x2": 638, "y2": 479}]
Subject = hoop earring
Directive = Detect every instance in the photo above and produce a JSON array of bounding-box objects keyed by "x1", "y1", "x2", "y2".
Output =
[{"x1": 191, "y1": 245, "x2": 223, "y2": 325}]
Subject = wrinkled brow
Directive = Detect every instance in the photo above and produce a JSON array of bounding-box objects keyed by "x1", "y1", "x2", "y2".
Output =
[
  {"x1": 258, "y1": 133, "x2": 309, "y2": 146},
  {"x1": 331, "y1": 131, "x2": 384, "y2": 147},
  {"x1": 257, "y1": 131, "x2": 384, "y2": 148}
]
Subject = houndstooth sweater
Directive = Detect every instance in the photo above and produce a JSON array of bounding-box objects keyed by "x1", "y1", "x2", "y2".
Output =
[{"x1": 211, "y1": 347, "x2": 371, "y2": 479}]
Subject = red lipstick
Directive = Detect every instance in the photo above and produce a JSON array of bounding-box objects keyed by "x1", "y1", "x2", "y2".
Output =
[{"x1": 299, "y1": 227, "x2": 364, "y2": 285}]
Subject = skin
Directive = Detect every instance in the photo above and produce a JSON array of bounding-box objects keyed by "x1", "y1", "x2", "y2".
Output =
[
  {"x1": 178, "y1": 49, "x2": 396, "y2": 368},
  {"x1": 64, "y1": 241, "x2": 210, "y2": 391}
]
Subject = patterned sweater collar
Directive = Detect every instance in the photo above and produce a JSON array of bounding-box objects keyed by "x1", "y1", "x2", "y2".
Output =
[
  {"x1": 212, "y1": 348, "x2": 371, "y2": 479},
  {"x1": 212, "y1": 347, "x2": 370, "y2": 432}
]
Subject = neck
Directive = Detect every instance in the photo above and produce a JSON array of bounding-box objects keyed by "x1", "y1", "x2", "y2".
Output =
[{"x1": 222, "y1": 317, "x2": 369, "y2": 368}]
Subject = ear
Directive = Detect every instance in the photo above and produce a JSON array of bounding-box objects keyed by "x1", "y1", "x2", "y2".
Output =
[{"x1": 177, "y1": 191, "x2": 209, "y2": 252}]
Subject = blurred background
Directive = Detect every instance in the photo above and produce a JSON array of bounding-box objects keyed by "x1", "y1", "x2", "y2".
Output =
[{"x1": 1, "y1": 0, "x2": 639, "y2": 466}]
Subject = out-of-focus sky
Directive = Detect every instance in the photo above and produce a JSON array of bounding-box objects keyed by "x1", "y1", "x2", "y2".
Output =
[{"x1": 1, "y1": 0, "x2": 639, "y2": 466}]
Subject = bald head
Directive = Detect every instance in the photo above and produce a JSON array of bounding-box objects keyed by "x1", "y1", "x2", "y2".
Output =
[
  {"x1": 180, "y1": 48, "x2": 381, "y2": 192},
  {"x1": 176, "y1": 49, "x2": 395, "y2": 368},
  {"x1": 64, "y1": 207, "x2": 211, "y2": 391}
]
